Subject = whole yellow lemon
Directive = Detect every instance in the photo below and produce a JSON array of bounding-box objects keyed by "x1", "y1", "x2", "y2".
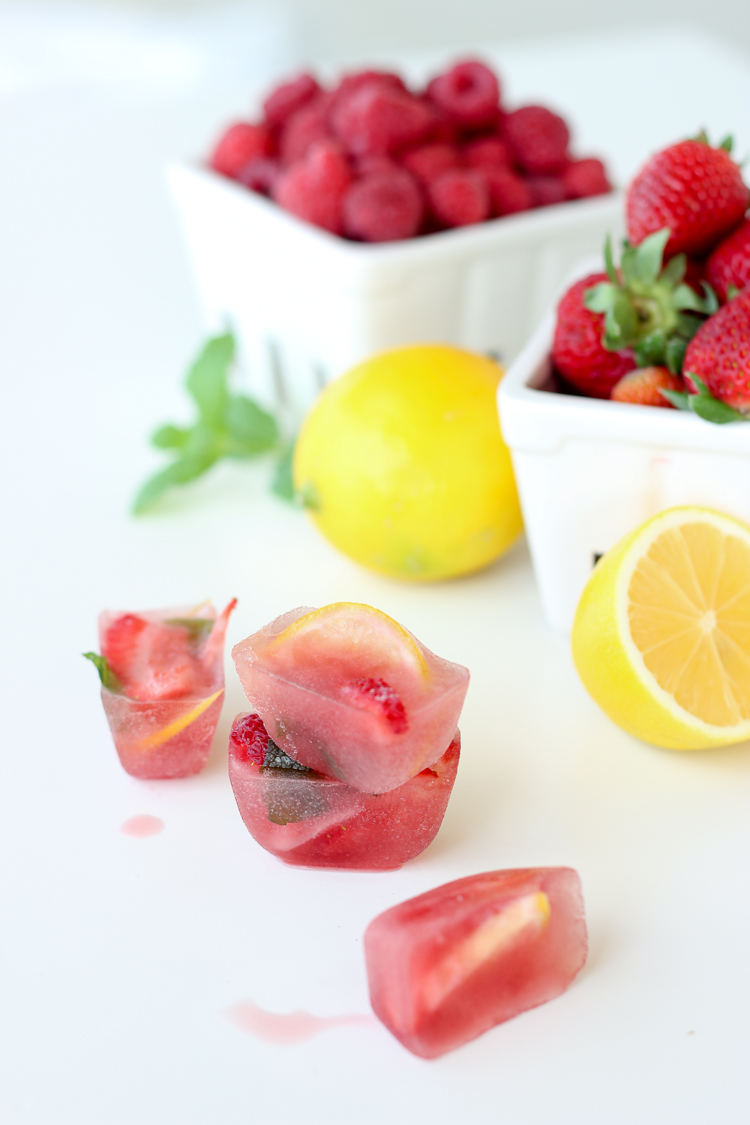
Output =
[{"x1": 293, "y1": 345, "x2": 522, "y2": 580}]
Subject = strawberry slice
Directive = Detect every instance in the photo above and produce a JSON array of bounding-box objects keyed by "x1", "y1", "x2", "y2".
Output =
[{"x1": 338, "y1": 677, "x2": 408, "y2": 734}]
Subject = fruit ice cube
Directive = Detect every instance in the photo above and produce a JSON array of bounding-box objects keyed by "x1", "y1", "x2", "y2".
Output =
[
  {"x1": 228, "y1": 713, "x2": 460, "y2": 869},
  {"x1": 86, "y1": 599, "x2": 236, "y2": 779},
  {"x1": 231, "y1": 603, "x2": 469, "y2": 793},
  {"x1": 364, "y1": 867, "x2": 587, "y2": 1058}
]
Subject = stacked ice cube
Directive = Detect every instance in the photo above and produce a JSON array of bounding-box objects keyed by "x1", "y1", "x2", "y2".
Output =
[{"x1": 229, "y1": 603, "x2": 470, "y2": 869}]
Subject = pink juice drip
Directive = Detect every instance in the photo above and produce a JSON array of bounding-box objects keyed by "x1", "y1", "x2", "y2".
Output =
[
  {"x1": 224, "y1": 999, "x2": 376, "y2": 1044},
  {"x1": 120, "y1": 814, "x2": 165, "y2": 838}
]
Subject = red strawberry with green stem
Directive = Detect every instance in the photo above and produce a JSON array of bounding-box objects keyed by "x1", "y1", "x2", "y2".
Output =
[
  {"x1": 626, "y1": 135, "x2": 749, "y2": 257},
  {"x1": 679, "y1": 287, "x2": 750, "y2": 417},
  {"x1": 552, "y1": 273, "x2": 636, "y2": 398},
  {"x1": 706, "y1": 218, "x2": 750, "y2": 303}
]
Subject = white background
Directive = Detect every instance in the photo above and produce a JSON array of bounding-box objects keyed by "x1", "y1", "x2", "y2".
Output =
[{"x1": 1, "y1": 9, "x2": 749, "y2": 1125}]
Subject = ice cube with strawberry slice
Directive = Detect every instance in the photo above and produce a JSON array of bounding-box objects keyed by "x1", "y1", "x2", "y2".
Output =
[
  {"x1": 85, "y1": 599, "x2": 236, "y2": 779},
  {"x1": 228, "y1": 712, "x2": 460, "y2": 869},
  {"x1": 364, "y1": 867, "x2": 588, "y2": 1058},
  {"x1": 231, "y1": 603, "x2": 469, "y2": 794}
]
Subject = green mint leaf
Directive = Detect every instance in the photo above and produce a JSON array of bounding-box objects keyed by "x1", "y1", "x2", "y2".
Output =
[
  {"x1": 583, "y1": 282, "x2": 616, "y2": 313},
  {"x1": 83, "y1": 652, "x2": 123, "y2": 692},
  {"x1": 152, "y1": 424, "x2": 190, "y2": 450},
  {"x1": 603, "y1": 235, "x2": 618, "y2": 284},
  {"x1": 659, "y1": 388, "x2": 691, "y2": 410},
  {"x1": 660, "y1": 253, "x2": 686, "y2": 286},
  {"x1": 634, "y1": 228, "x2": 670, "y2": 285},
  {"x1": 186, "y1": 333, "x2": 234, "y2": 428},
  {"x1": 271, "y1": 439, "x2": 297, "y2": 502},
  {"x1": 689, "y1": 394, "x2": 747, "y2": 423},
  {"x1": 665, "y1": 336, "x2": 687, "y2": 375},
  {"x1": 164, "y1": 617, "x2": 214, "y2": 645},
  {"x1": 133, "y1": 436, "x2": 219, "y2": 514},
  {"x1": 224, "y1": 395, "x2": 279, "y2": 456}
]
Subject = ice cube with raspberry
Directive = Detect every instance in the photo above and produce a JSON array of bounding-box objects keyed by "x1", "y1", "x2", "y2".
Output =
[
  {"x1": 365, "y1": 867, "x2": 588, "y2": 1058},
  {"x1": 231, "y1": 603, "x2": 469, "y2": 794},
  {"x1": 228, "y1": 713, "x2": 460, "y2": 869},
  {"x1": 85, "y1": 599, "x2": 236, "y2": 779}
]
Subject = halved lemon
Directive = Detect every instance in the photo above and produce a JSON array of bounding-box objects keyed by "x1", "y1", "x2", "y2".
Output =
[
  {"x1": 266, "y1": 602, "x2": 429, "y2": 680},
  {"x1": 571, "y1": 507, "x2": 750, "y2": 749}
]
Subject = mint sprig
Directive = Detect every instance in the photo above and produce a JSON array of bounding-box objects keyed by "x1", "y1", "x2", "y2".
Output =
[
  {"x1": 83, "y1": 652, "x2": 123, "y2": 692},
  {"x1": 133, "y1": 334, "x2": 295, "y2": 514},
  {"x1": 660, "y1": 375, "x2": 749, "y2": 423}
]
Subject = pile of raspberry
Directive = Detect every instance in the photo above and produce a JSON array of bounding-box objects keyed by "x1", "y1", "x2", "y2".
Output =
[{"x1": 209, "y1": 61, "x2": 612, "y2": 243}]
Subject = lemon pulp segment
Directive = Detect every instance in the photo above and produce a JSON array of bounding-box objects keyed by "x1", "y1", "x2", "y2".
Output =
[{"x1": 625, "y1": 521, "x2": 750, "y2": 727}]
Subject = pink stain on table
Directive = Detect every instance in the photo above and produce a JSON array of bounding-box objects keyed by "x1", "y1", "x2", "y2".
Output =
[
  {"x1": 224, "y1": 999, "x2": 376, "y2": 1044},
  {"x1": 120, "y1": 814, "x2": 165, "y2": 838}
]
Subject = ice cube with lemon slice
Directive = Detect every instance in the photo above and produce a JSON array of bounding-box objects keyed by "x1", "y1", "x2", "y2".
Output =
[{"x1": 232, "y1": 602, "x2": 469, "y2": 793}]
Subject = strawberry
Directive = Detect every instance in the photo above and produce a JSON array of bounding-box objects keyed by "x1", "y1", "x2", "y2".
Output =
[
  {"x1": 706, "y1": 218, "x2": 750, "y2": 303},
  {"x1": 626, "y1": 137, "x2": 749, "y2": 258},
  {"x1": 683, "y1": 287, "x2": 750, "y2": 413},
  {"x1": 552, "y1": 273, "x2": 636, "y2": 398},
  {"x1": 610, "y1": 366, "x2": 684, "y2": 407},
  {"x1": 338, "y1": 678, "x2": 408, "y2": 734}
]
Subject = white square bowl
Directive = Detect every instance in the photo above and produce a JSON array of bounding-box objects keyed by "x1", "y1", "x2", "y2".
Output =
[
  {"x1": 498, "y1": 291, "x2": 750, "y2": 632},
  {"x1": 167, "y1": 161, "x2": 623, "y2": 416}
]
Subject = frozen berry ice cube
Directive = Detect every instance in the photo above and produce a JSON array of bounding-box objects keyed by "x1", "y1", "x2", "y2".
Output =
[
  {"x1": 86, "y1": 600, "x2": 236, "y2": 779},
  {"x1": 228, "y1": 713, "x2": 460, "y2": 869},
  {"x1": 231, "y1": 603, "x2": 469, "y2": 793},
  {"x1": 365, "y1": 867, "x2": 587, "y2": 1058}
]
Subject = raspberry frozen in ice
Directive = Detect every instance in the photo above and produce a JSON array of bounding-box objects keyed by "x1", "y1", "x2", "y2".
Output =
[
  {"x1": 231, "y1": 603, "x2": 469, "y2": 793},
  {"x1": 365, "y1": 867, "x2": 588, "y2": 1058},
  {"x1": 228, "y1": 713, "x2": 460, "y2": 869},
  {"x1": 85, "y1": 599, "x2": 236, "y2": 779}
]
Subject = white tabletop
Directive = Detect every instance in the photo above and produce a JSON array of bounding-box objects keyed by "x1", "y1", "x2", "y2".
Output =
[{"x1": 1, "y1": 19, "x2": 749, "y2": 1125}]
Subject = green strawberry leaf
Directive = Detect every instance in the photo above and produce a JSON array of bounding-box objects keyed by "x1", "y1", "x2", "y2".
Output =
[
  {"x1": 583, "y1": 282, "x2": 616, "y2": 313},
  {"x1": 603, "y1": 234, "x2": 618, "y2": 284},
  {"x1": 689, "y1": 394, "x2": 748, "y2": 423},
  {"x1": 727, "y1": 283, "x2": 741, "y2": 301},
  {"x1": 633, "y1": 229, "x2": 670, "y2": 286},
  {"x1": 673, "y1": 283, "x2": 711, "y2": 314},
  {"x1": 719, "y1": 135, "x2": 734, "y2": 153},
  {"x1": 700, "y1": 282, "x2": 720, "y2": 315},
  {"x1": 186, "y1": 333, "x2": 234, "y2": 428},
  {"x1": 224, "y1": 395, "x2": 279, "y2": 456},
  {"x1": 659, "y1": 388, "x2": 691, "y2": 410},
  {"x1": 660, "y1": 253, "x2": 686, "y2": 286},
  {"x1": 83, "y1": 652, "x2": 123, "y2": 692},
  {"x1": 665, "y1": 336, "x2": 687, "y2": 375},
  {"x1": 634, "y1": 329, "x2": 667, "y2": 367},
  {"x1": 271, "y1": 439, "x2": 297, "y2": 502}
]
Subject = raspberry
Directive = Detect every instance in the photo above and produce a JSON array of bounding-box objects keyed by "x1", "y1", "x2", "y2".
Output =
[
  {"x1": 279, "y1": 97, "x2": 333, "y2": 165},
  {"x1": 331, "y1": 83, "x2": 432, "y2": 156},
  {"x1": 211, "y1": 122, "x2": 271, "y2": 179},
  {"x1": 273, "y1": 141, "x2": 352, "y2": 234},
  {"x1": 332, "y1": 70, "x2": 406, "y2": 108},
  {"x1": 503, "y1": 106, "x2": 570, "y2": 174},
  {"x1": 339, "y1": 678, "x2": 408, "y2": 734},
  {"x1": 526, "y1": 176, "x2": 567, "y2": 207},
  {"x1": 562, "y1": 157, "x2": 611, "y2": 199},
  {"x1": 484, "y1": 167, "x2": 533, "y2": 216},
  {"x1": 229, "y1": 713, "x2": 269, "y2": 764},
  {"x1": 343, "y1": 168, "x2": 424, "y2": 242},
  {"x1": 462, "y1": 137, "x2": 510, "y2": 170},
  {"x1": 401, "y1": 143, "x2": 460, "y2": 184},
  {"x1": 353, "y1": 154, "x2": 400, "y2": 177},
  {"x1": 610, "y1": 366, "x2": 684, "y2": 407},
  {"x1": 236, "y1": 157, "x2": 281, "y2": 195},
  {"x1": 426, "y1": 60, "x2": 500, "y2": 127},
  {"x1": 263, "y1": 72, "x2": 320, "y2": 128},
  {"x1": 428, "y1": 168, "x2": 490, "y2": 227}
]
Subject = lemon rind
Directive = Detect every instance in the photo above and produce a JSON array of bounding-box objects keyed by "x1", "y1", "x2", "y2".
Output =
[{"x1": 613, "y1": 506, "x2": 750, "y2": 744}]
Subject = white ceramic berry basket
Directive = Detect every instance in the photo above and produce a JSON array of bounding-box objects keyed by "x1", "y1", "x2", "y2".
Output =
[
  {"x1": 167, "y1": 161, "x2": 623, "y2": 418},
  {"x1": 498, "y1": 268, "x2": 750, "y2": 632}
]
